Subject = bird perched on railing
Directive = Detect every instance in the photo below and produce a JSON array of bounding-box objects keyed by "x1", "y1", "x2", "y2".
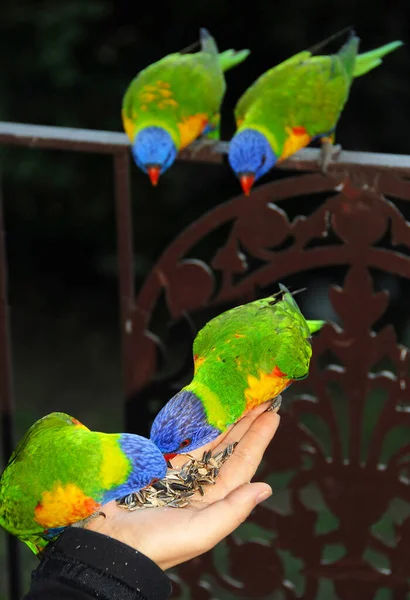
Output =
[
  {"x1": 228, "y1": 30, "x2": 403, "y2": 195},
  {"x1": 150, "y1": 284, "x2": 325, "y2": 460},
  {"x1": 122, "y1": 28, "x2": 249, "y2": 185},
  {"x1": 0, "y1": 412, "x2": 166, "y2": 554}
]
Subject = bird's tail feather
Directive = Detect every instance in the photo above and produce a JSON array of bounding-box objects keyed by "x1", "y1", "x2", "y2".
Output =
[
  {"x1": 199, "y1": 28, "x2": 250, "y2": 71},
  {"x1": 307, "y1": 320, "x2": 326, "y2": 335},
  {"x1": 337, "y1": 33, "x2": 360, "y2": 80},
  {"x1": 354, "y1": 40, "x2": 403, "y2": 77},
  {"x1": 200, "y1": 28, "x2": 219, "y2": 55}
]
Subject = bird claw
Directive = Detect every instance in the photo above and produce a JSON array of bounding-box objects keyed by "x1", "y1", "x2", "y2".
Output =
[
  {"x1": 70, "y1": 511, "x2": 106, "y2": 529},
  {"x1": 319, "y1": 141, "x2": 342, "y2": 174},
  {"x1": 267, "y1": 394, "x2": 282, "y2": 413}
]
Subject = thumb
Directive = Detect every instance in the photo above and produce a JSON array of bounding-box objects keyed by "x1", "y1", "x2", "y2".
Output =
[{"x1": 196, "y1": 482, "x2": 272, "y2": 551}]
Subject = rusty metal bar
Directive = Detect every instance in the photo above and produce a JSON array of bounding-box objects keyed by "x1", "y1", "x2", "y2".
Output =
[
  {"x1": 0, "y1": 180, "x2": 21, "y2": 600},
  {"x1": 113, "y1": 150, "x2": 135, "y2": 398},
  {"x1": 1, "y1": 122, "x2": 410, "y2": 176},
  {"x1": 179, "y1": 141, "x2": 410, "y2": 176},
  {"x1": 0, "y1": 122, "x2": 127, "y2": 154}
]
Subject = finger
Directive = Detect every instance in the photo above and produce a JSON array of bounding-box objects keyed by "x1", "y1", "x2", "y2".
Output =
[
  {"x1": 169, "y1": 401, "x2": 272, "y2": 467},
  {"x1": 191, "y1": 482, "x2": 272, "y2": 553},
  {"x1": 212, "y1": 401, "x2": 273, "y2": 453},
  {"x1": 216, "y1": 411, "x2": 280, "y2": 494},
  {"x1": 190, "y1": 411, "x2": 280, "y2": 505}
]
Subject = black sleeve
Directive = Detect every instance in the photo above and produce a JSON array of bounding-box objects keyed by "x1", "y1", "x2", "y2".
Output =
[{"x1": 23, "y1": 527, "x2": 173, "y2": 600}]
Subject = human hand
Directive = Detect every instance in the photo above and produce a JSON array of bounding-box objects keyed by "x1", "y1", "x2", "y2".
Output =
[{"x1": 85, "y1": 405, "x2": 280, "y2": 571}]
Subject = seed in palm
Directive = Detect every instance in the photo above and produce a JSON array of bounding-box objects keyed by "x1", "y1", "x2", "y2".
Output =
[{"x1": 116, "y1": 442, "x2": 238, "y2": 510}]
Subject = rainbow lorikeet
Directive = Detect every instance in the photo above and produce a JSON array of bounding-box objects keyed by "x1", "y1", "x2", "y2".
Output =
[
  {"x1": 150, "y1": 285, "x2": 325, "y2": 460},
  {"x1": 0, "y1": 412, "x2": 166, "y2": 554},
  {"x1": 228, "y1": 31, "x2": 402, "y2": 195},
  {"x1": 122, "y1": 28, "x2": 249, "y2": 185}
]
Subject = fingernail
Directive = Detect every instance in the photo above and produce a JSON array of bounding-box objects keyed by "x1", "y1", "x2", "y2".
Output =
[{"x1": 255, "y1": 488, "x2": 272, "y2": 504}]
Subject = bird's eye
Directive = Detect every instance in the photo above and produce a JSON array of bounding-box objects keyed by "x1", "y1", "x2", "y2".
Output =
[
  {"x1": 179, "y1": 438, "x2": 191, "y2": 449},
  {"x1": 258, "y1": 155, "x2": 267, "y2": 170},
  {"x1": 163, "y1": 149, "x2": 174, "y2": 168}
]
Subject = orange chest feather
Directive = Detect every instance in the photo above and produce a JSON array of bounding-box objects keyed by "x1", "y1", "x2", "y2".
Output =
[
  {"x1": 34, "y1": 483, "x2": 100, "y2": 529},
  {"x1": 279, "y1": 126, "x2": 311, "y2": 161},
  {"x1": 244, "y1": 367, "x2": 290, "y2": 412},
  {"x1": 177, "y1": 114, "x2": 209, "y2": 149}
]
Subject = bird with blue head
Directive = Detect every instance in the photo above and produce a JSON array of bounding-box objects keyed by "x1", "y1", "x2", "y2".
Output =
[
  {"x1": 228, "y1": 32, "x2": 402, "y2": 195},
  {"x1": 131, "y1": 127, "x2": 177, "y2": 186},
  {"x1": 150, "y1": 285, "x2": 325, "y2": 460},
  {"x1": 122, "y1": 28, "x2": 250, "y2": 185},
  {"x1": 228, "y1": 129, "x2": 278, "y2": 196},
  {"x1": 0, "y1": 412, "x2": 167, "y2": 554}
]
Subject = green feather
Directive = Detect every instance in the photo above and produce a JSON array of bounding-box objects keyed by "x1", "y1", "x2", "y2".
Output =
[
  {"x1": 185, "y1": 285, "x2": 325, "y2": 429},
  {"x1": 218, "y1": 49, "x2": 251, "y2": 71},
  {"x1": 0, "y1": 414, "x2": 108, "y2": 553},
  {"x1": 234, "y1": 33, "x2": 402, "y2": 158},
  {"x1": 353, "y1": 41, "x2": 403, "y2": 77},
  {"x1": 307, "y1": 320, "x2": 326, "y2": 334},
  {"x1": 0, "y1": 412, "x2": 165, "y2": 554},
  {"x1": 122, "y1": 28, "x2": 249, "y2": 148}
]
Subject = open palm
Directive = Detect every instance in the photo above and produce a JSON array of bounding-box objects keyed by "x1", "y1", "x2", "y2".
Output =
[{"x1": 85, "y1": 404, "x2": 280, "y2": 571}]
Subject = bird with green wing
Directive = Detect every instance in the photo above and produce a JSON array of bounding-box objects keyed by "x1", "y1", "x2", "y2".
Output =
[
  {"x1": 122, "y1": 28, "x2": 249, "y2": 185},
  {"x1": 228, "y1": 31, "x2": 402, "y2": 195}
]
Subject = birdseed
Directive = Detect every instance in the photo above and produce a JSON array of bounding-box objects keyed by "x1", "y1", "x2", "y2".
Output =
[{"x1": 116, "y1": 442, "x2": 238, "y2": 510}]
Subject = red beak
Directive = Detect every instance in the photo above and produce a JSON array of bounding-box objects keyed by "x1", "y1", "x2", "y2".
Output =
[
  {"x1": 239, "y1": 173, "x2": 255, "y2": 196},
  {"x1": 164, "y1": 453, "x2": 177, "y2": 462},
  {"x1": 146, "y1": 165, "x2": 161, "y2": 187},
  {"x1": 142, "y1": 477, "x2": 159, "y2": 490}
]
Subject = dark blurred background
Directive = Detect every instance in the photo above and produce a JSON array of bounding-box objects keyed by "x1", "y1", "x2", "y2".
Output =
[{"x1": 1, "y1": 0, "x2": 410, "y2": 595}]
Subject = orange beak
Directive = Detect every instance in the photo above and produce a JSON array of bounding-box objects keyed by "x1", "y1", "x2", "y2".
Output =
[
  {"x1": 146, "y1": 165, "x2": 161, "y2": 187},
  {"x1": 239, "y1": 173, "x2": 255, "y2": 196}
]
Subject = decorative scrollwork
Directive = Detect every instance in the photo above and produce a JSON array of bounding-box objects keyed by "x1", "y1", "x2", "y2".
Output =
[{"x1": 128, "y1": 170, "x2": 410, "y2": 599}]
